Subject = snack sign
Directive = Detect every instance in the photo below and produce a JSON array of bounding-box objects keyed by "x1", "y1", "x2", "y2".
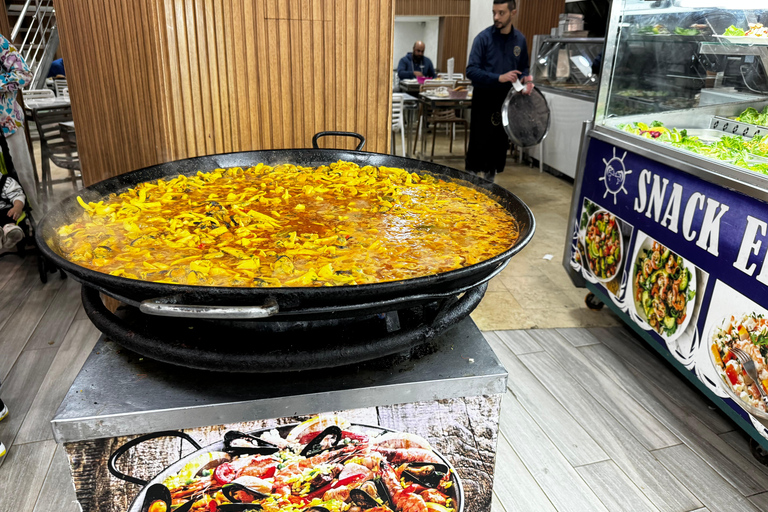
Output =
[{"x1": 569, "y1": 137, "x2": 768, "y2": 441}]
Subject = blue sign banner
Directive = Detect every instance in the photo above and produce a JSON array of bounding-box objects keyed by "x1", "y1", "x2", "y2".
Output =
[{"x1": 570, "y1": 137, "x2": 768, "y2": 440}]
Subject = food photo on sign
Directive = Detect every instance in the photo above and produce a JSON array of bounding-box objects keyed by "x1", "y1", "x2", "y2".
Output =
[
  {"x1": 70, "y1": 408, "x2": 480, "y2": 512},
  {"x1": 697, "y1": 280, "x2": 768, "y2": 438},
  {"x1": 573, "y1": 197, "x2": 634, "y2": 300},
  {"x1": 629, "y1": 231, "x2": 709, "y2": 368}
]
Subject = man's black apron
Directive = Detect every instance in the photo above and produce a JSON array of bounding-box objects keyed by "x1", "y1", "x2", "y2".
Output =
[{"x1": 465, "y1": 85, "x2": 512, "y2": 174}]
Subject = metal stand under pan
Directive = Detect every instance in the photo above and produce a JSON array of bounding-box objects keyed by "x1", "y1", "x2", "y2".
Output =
[{"x1": 80, "y1": 283, "x2": 487, "y2": 373}]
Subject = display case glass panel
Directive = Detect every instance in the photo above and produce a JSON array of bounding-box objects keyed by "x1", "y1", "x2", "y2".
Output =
[
  {"x1": 531, "y1": 37, "x2": 604, "y2": 99},
  {"x1": 595, "y1": 0, "x2": 768, "y2": 176}
]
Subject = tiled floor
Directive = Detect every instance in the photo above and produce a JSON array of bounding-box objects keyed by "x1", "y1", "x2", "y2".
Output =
[{"x1": 0, "y1": 132, "x2": 760, "y2": 511}]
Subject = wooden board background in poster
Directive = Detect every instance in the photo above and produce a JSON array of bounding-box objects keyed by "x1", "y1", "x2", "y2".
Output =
[
  {"x1": 65, "y1": 395, "x2": 502, "y2": 512},
  {"x1": 52, "y1": 0, "x2": 395, "y2": 187}
]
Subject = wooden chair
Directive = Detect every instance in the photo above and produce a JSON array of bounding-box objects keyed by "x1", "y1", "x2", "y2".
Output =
[
  {"x1": 428, "y1": 107, "x2": 468, "y2": 159},
  {"x1": 30, "y1": 106, "x2": 81, "y2": 200},
  {"x1": 413, "y1": 82, "x2": 450, "y2": 154}
]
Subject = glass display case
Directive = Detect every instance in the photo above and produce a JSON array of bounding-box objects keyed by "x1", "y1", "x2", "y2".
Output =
[
  {"x1": 526, "y1": 36, "x2": 604, "y2": 178},
  {"x1": 589, "y1": 1, "x2": 768, "y2": 197},
  {"x1": 531, "y1": 36, "x2": 604, "y2": 100},
  {"x1": 565, "y1": 0, "x2": 768, "y2": 455},
  {"x1": 599, "y1": 2, "x2": 768, "y2": 118}
]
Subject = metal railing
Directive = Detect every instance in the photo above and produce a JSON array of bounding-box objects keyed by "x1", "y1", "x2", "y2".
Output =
[{"x1": 10, "y1": 0, "x2": 59, "y2": 89}]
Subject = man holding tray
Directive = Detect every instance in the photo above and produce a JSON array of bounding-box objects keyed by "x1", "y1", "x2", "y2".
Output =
[{"x1": 466, "y1": 0, "x2": 534, "y2": 180}]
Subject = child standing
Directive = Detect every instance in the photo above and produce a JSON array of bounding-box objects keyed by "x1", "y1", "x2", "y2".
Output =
[{"x1": 0, "y1": 172, "x2": 25, "y2": 252}]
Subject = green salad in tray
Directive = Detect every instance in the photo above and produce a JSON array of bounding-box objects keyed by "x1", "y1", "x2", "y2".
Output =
[
  {"x1": 724, "y1": 25, "x2": 746, "y2": 36},
  {"x1": 617, "y1": 121, "x2": 768, "y2": 175},
  {"x1": 736, "y1": 106, "x2": 768, "y2": 128}
]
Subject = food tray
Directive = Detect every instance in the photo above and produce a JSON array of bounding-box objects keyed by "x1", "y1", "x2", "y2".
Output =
[
  {"x1": 710, "y1": 116, "x2": 767, "y2": 139},
  {"x1": 715, "y1": 35, "x2": 768, "y2": 45},
  {"x1": 685, "y1": 128, "x2": 750, "y2": 144}
]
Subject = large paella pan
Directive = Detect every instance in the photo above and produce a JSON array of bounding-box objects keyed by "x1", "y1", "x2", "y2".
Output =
[{"x1": 37, "y1": 132, "x2": 534, "y2": 321}]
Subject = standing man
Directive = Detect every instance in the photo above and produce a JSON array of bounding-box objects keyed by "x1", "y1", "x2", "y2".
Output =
[
  {"x1": 466, "y1": 0, "x2": 533, "y2": 179},
  {"x1": 397, "y1": 41, "x2": 437, "y2": 80}
]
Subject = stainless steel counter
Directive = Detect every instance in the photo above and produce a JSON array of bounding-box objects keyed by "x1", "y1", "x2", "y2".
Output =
[
  {"x1": 52, "y1": 317, "x2": 507, "y2": 443},
  {"x1": 526, "y1": 86, "x2": 596, "y2": 178}
]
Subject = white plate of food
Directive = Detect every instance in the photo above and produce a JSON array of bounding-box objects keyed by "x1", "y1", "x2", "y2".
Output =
[
  {"x1": 580, "y1": 209, "x2": 623, "y2": 283},
  {"x1": 708, "y1": 313, "x2": 768, "y2": 420},
  {"x1": 631, "y1": 237, "x2": 696, "y2": 342}
]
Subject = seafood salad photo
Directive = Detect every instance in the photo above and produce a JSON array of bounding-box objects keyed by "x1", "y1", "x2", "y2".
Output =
[
  {"x1": 136, "y1": 416, "x2": 460, "y2": 512},
  {"x1": 583, "y1": 210, "x2": 622, "y2": 282},
  {"x1": 633, "y1": 241, "x2": 695, "y2": 338},
  {"x1": 711, "y1": 313, "x2": 768, "y2": 414}
]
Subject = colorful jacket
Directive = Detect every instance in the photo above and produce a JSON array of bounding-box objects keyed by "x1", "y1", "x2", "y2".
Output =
[{"x1": 0, "y1": 35, "x2": 31, "y2": 136}]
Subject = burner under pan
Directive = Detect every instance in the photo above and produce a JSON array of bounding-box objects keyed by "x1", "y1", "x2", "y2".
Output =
[{"x1": 81, "y1": 283, "x2": 487, "y2": 373}]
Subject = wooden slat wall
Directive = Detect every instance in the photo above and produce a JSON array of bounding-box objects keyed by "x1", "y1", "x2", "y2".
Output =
[
  {"x1": 395, "y1": 0, "x2": 469, "y2": 16},
  {"x1": 53, "y1": 0, "x2": 394, "y2": 187},
  {"x1": 395, "y1": 0, "x2": 469, "y2": 74},
  {"x1": 439, "y1": 16, "x2": 469, "y2": 75},
  {"x1": 0, "y1": 2, "x2": 11, "y2": 39},
  {"x1": 516, "y1": 0, "x2": 565, "y2": 57}
]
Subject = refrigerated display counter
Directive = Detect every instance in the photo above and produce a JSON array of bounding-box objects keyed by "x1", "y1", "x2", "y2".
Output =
[{"x1": 563, "y1": 0, "x2": 768, "y2": 457}]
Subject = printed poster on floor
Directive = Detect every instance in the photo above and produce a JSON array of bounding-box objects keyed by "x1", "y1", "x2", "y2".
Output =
[
  {"x1": 63, "y1": 397, "x2": 499, "y2": 512},
  {"x1": 569, "y1": 138, "x2": 768, "y2": 439}
]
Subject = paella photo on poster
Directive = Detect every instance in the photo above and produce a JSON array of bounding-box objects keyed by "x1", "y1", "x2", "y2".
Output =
[
  {"x1": 629, "y1": 231, "x2": 707, "y2": 363},
  {"x1": 575, "y1": 197, "x2": 634, "y2": 297},
  {"x1": 700, "y1": 280, "x2": 768, "y2": 429},
  {"x1": 68, "y1": 402, "x2": 492, "y2": 512}
]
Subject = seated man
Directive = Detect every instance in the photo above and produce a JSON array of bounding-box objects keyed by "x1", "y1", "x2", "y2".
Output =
[
  {"x1": 397, "y1": 41, "x2": 437, "y2": 80},
  {"x1": 47, "y1": 57, "x2": 65, "y2": 78}
]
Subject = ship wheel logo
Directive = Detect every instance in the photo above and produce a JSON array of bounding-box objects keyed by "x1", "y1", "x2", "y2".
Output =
[{"x1": 599, "y1": 148, "x2": 632, "y2": 205}]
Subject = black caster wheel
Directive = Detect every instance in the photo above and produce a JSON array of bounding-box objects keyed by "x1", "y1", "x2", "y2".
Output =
[
  {"x1": 749, "y1": 438, "x2": 768, "y2": 466},
  {"x1": 585, "y1": 292, "x2": 604, "y2": 311}
]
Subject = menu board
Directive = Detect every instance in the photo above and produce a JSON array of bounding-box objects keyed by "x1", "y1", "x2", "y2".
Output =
[{"x1": 569, "y1": 138, "x2": 768, "y2": 443}]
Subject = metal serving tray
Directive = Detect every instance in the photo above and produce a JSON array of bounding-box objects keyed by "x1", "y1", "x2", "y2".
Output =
[{"x1": 710, "y1": 116, "x2": 768, "y2": 139}]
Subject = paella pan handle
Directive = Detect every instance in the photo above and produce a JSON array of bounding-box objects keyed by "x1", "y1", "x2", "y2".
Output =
[
  {"x1": 312, "y1": 131, "x2": 366, "y2": 151},
  {"x1": 108, "y1": 431, "x2": 202, "y2": 486},
  {"x1": 139, "y1": 297, "x2": 279, "y2": 319}
]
